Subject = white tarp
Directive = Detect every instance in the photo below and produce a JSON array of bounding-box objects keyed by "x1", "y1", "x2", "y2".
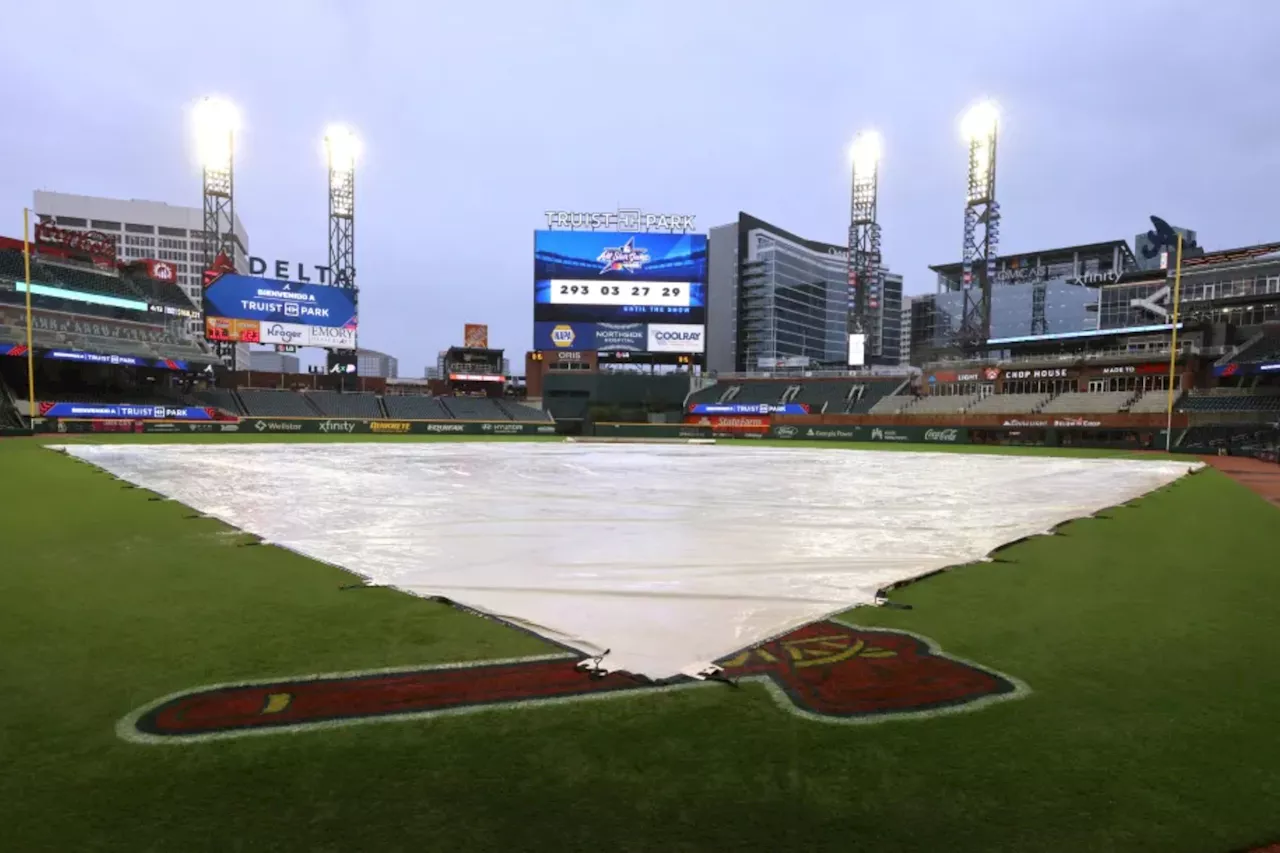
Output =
[{"x1": 55, "y1": 443, "x2": 1200, "y2": 679}]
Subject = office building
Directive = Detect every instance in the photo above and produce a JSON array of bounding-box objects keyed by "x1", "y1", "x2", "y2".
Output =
[
  {"x1": 33, "y1": 191, "x2": 251, "y2": 363},
  {"x1": 357, "y1": 348, "x2": 398, "y2": 379},
  {"x1": 248, "y1": 351, "x2": 300, "y2": 374},
  {"x1": 707, "y1": 213, "x2": 904, "y2": 372},
  {"x1": 900, "y1": 296, "x2": 914, "y2": 366}
]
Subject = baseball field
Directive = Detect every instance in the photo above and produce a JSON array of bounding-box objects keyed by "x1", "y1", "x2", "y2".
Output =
[{"x1": 2, "y1": 433, "x2": 1278, "y2": 853}]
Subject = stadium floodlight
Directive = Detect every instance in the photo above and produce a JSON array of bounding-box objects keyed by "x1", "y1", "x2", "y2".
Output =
[
  {"x1": 193, "y1": 96, "x2": 239, "y2": 171},
  {"x1": 326, "y1": 123, "x2": 358, "y2": 299},
  {"x1": 324, "y1": 124, "x2": 361, "y2": 175},
  {"x1": 960, "y1": 99, "x2": 999, "y2": 142},
  {"x1": 847, "y1": 129, "x2": 883, "y2": 364},
  {"x1": 849, "y1": 130, "x2": 882, "y2": 178},
  {"x1": 955, "y1": 98, "x2": 1001, "y2": 353}
]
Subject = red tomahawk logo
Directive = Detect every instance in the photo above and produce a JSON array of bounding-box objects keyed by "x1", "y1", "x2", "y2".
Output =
[{"x1": 124, "y1": 621, "x2": 1023, "y2": 742}]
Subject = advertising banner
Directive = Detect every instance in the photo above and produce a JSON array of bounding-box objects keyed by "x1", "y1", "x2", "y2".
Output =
[
  {"x1": 593, "y1": 422, "x2": 713, "y2": 439},
  {"x1": 41, "y1": 403, "x2": 218, "y2": 420},
  {"x1": 689, "y1": 402, "x2": 808, "y2": 416},
  {"x1": 688, "y1": 415, "x2": 770, "y2": 435},
  {"x1": 308, "y1": 325, "x2": 357, "y2": 349},
  {"x1": 770, "y1": 424, "x2": 969, "y2": 443},
  {"x1": 239, "y1": 419, "x2": 558, "y2": 436},
  {"x1": 647, "y1": 324, "x2": 705, "y2": 353},
  {"x1": 204, "y1": 273, "x2": 359, "y2": 328},
  {"x1": 534, "y1": 230, "x2": 707, "y2": 327},
  {"x1": 592, "y1": 322, "x2": 647, "y2": 351},
  {"x1": 464, "y1": 324, "x2": 489, "y2": 348},
  {"x1": 259, "y1": 322, "x2": 309, "y2": 346}
]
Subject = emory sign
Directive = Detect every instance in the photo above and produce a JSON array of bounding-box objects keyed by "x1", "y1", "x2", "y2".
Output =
[{"x1": 543, "y1": 209, "x2": 696, "y2": 233}]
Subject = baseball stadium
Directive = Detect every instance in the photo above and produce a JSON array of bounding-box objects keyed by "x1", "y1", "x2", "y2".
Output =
[{"x1": 2, "y1": 101, "x2": 1280, "y2": 853}]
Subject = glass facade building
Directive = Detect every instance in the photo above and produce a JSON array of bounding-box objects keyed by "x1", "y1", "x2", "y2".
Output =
[{"x1": 707, "y1": 213, "x2": 903, "y2": 372}]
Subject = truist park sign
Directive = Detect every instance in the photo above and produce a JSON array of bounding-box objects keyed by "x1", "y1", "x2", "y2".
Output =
[{"x1": 543, "y1": 208, "x2": 697, "y2": 233}]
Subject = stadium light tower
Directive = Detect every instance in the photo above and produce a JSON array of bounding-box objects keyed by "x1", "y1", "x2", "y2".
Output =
[
  {"x1": 194, "y1": 96, "x2": 240, "y2": 368},
  {"x1": 847, "y1": 130, "x2": 883, "y2": 366},
  {"x1": 956, "y1": 99, "x2": 1001, "y2": 352},
  {"x1": 325, "y1": 124, "x2": 359, "y2": 288},
  {"x1": 195, "y1": 97, "x2": 239, "y2": 274}
]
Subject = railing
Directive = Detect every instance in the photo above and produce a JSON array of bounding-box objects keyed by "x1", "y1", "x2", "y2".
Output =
[
  {"x1": 926, "y1": 342, "x2": 1204, "y2": 369},
  {"x1": 712, "y1": 366, "x2": 915, "y2": 380}
]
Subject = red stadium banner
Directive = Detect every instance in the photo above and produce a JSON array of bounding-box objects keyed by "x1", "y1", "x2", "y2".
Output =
[
  {"x1": 34, "y1": 222, "x2": 117, "y2": 263},
  {"x1": 687, "y1": 415, "x2": 771, "y2": 435},
  {"x1": 145, "y1": 259, "x2": 179, "y2": 284}
]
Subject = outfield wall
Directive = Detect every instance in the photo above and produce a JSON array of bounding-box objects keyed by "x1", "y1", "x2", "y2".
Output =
[{"x1": 45, "y1": 418, "x2": 559, "y2": 436}]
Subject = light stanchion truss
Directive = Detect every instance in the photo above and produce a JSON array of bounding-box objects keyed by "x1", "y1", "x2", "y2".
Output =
[
  {"x1": 847, "y1": 131, "x2": 883, "y2": 362},
  {"x1": 957, "y1": 101, "x2": 1000, "y2": 353}
]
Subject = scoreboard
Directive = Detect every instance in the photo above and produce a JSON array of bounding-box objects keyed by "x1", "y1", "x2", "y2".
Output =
[{"x1": 533, "y1": 230, "x2": 706, "y2": 357}]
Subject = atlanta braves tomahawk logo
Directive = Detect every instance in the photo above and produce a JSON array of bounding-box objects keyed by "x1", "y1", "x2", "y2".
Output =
[
  {"x1": 596, "y1": 237, "x2": 650, "y2": 274},
  {"x1": 118, "y1": 621, "x2": 1027, "y2": 743}
]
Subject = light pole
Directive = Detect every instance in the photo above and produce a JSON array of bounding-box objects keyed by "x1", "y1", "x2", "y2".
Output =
[
  {"x1": 194, "y1": 96, "x2": 240, "y2": 369},
  {"x1": 325, "y1": 124, "x2": 359, "y2": 391},
  {"x1": 847, "y1": 130, "x2": 882, "y2": 367},
  {"x1": 957, "y1": 99, "x2": 1000, "y2": 353}
]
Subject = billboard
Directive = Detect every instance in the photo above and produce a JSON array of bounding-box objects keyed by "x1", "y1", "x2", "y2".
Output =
[
  {"x1": 464, "y1": 323, "x2": 489, "y2": 348},
  {"x1": 203, "y1": 273, "x2": 357, "y2": 347},
  {"x1": 533, "y1": 321, "x2": 648, "y2": 352},
  {"x1": 647, "y1": 323, "x2": 704, "y2": 354},
  {"x1": 533, "y1": 231, "x2": 707, "y2": 330}
]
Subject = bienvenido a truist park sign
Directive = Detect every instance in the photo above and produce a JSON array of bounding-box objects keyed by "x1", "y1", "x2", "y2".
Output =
[{"x1": 543, "y1": 209, "x2": 697, "y2": 233}]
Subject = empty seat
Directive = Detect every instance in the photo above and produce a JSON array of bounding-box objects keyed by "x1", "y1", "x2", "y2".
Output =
[
  {"x1": 193, "y1": 389, "x2": 245, "y2": 416},
  {"x1": 440, "y1": 396, "x2": 507, "y2": 420},
  {"x1": 237, "y1": 389, "x2": 318, "y2": 417},
  {"x1": 1040, "y1": 391, "x2": 1133, "y2": 414},
  {"x1": 965, "y1": 393, "x2": 1051, "y2": 415},
  {"x1": 308, "y1": 391, "x2": 382, "y2": 418},
  {"x1": 498, "y1": 400, "x2": 551, "y2": 421},
  {"x1": 382, "y1": 395, "x2": 452, "y2": 419}
]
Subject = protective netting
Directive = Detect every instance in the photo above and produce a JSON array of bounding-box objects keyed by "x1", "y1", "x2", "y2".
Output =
[{"x1": 56, "y1": 442, "x2": 1200, "y2": 679}]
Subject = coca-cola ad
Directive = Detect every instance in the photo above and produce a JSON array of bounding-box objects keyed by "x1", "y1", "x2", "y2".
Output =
[{"x1": 34, "y1": 222, "x2": 117, "y2": 263}]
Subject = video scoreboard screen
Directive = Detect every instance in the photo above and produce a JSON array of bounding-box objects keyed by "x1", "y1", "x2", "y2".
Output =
[{"x1": 533, "y1": 231, "x2": 706, "y2": 355}]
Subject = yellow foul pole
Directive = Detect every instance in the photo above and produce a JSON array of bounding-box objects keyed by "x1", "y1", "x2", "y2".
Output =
[
  {"x1": 1163, "y1": 233, "x2": 1184, "y2": 452},
  {"x1": 22, "y1": 208, "x2": 35, "y2": 420}
]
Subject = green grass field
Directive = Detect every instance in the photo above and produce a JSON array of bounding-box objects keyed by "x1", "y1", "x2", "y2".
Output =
[{"x1": 2, "y1": 435, "x2": 1278, "y2": 852}]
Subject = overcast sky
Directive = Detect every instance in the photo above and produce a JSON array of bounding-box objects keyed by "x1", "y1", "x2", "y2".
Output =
[{"x1": 3, "y1": 0, "x2": 1277, "y2": 374}]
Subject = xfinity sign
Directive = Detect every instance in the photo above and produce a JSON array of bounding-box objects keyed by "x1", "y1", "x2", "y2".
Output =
[
  {"x1": 543, "y1": 209, "x2": 696, "y2": 233},
  {"x1": 647, "y1": 324, "x2": 705, "y2": 353}
]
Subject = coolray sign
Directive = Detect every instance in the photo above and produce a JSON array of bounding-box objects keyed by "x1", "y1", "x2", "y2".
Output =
[
  {"x1": 1003, "y1": 368, "x2": 1070, "y2": 380},
  {"x1": 647, "y1": 323, "x2": 705, "y2": 353},
  {"x1": 543, "y1": 210, "x2": 697, "y2": 233},
  {"x1": 318, "y1": 420, "x2": 357, "y2": 434},
  {"x1": 253, "y1": 420, "x2": 302, "y2": 432},
  {"x1": 246, "y1": 257, "x2": 346, "y2": 285},
  {"x1": 260, "y1": 322, "x2": 308, "y2": 346}
]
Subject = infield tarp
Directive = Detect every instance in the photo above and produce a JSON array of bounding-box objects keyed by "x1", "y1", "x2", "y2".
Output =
[{"x1": 54, "y1": 443, "x2": 1201, "y2": 680}]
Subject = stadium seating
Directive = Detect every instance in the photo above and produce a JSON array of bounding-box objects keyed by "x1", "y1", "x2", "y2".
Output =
[
  {"x1": 440, "y1": 396, "x2": 509, "y2": 420},
  {"x1": 192, "y1": 389, "x2": 245, "y2": 416},
  {"x1": 37, "y1": 261, "x2": 144, "y2": 301},
  {"x1": 867, "y1": 393, "x2": 915, "y2": 415},
  {"x1": 382, "y1": 395, "x2": 453, "y2": 420},
  {"x1": 1228, "y1": 327, "x2": 1280, "y2": 367},
  {"x1": 964, "y1": 393, "x2": 1052, "y2": 415},
  {"x1": 497, "y1": 399, "x2": 551, "y2": 421},
  {"x1": 1039, "y1": 391, "x2": 1134, "y2": 414},
  {"x1": 1127, "y1": 390, "x2": 1182, "y2": 414},
  {"x1": 308, "y1": 391, "x2": 383, "y2": 418},
  {"x1": 238, "y1": 389, "x2": 321, "y2": 417},
  {"x1": 1179, "y1": 389, "x2": 1280, "y2": 413},
  {"x1": 900, "y1": 393, "x2": 982, "y2": 415}
]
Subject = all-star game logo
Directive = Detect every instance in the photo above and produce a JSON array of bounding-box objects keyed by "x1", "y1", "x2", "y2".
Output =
[
  {"x1": 118, "y1": 620, "x2": 1027, "y2": 743},
  {"x1": 596, "y1": 237, "x2": 650, "y2": 274}
]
